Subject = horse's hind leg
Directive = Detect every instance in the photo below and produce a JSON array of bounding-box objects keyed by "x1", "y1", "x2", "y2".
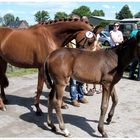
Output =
[
  {"x1": 0, "y1": 57, "x2": 9, "y2": 104},
  {"x1": 34, "y1": 67, "x2": 44, "y2": 116},
  {"x1": 106, "y1": 87, "x2": 118, "y2": 124},
  {"x1": 54, "y1": 84, "x2": 71, "y2": 137}
]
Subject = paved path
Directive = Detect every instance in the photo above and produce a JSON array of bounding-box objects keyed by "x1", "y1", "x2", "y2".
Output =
[{"x1": 0, "y1": 73, "x2": 140, "y2": 138}]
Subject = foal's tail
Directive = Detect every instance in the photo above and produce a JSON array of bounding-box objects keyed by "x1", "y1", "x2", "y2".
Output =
[{"x1": 44, "y1": 60, "x2": 53, "y2": 89}]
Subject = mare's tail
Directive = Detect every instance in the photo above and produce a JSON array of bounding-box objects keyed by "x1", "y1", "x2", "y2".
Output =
[{"x1": 44, "y1": 60, "x2": 53, "y2": 89}]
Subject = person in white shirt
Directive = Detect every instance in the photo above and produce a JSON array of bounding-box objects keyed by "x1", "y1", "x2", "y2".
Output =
[{"x1": 110, "y1": 22, "x2": 124, "y2": 47}]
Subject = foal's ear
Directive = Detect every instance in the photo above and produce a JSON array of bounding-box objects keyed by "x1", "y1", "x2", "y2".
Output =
[{"x1": 136, "y1": 31, "x2": 140, "y2": 40}]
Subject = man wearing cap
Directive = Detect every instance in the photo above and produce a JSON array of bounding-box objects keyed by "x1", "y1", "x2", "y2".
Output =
[{"x1": 110, "y1": 22, "x2": 124, "y2": 47}]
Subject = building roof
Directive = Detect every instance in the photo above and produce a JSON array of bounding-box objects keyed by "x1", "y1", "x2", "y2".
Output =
[
  {"x1": 8, "y1": 20, "x2": 29, "y2": 28},
  {"x1": 89, "y1": 16, "x2": 117, "y2": 21},
  {"x1": 121, "y1": 18, "x2": 140, "y2": 22}
]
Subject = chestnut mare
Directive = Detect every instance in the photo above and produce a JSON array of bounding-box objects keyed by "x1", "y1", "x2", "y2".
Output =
[
  {"x1": 0, "y1": 19, "x2": 101, "y2": 113},
  {"x1": 44, "y1": 32, "x2": 140, "y2": 137}
]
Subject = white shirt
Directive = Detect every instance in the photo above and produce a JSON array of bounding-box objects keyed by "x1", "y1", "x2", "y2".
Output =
[{"x1": 110, "y1": 29, "x2": 123, "y2": 47}]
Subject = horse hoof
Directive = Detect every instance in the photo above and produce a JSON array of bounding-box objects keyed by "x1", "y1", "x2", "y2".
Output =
[
  {"x1": 63, "y1": 129, "x2": 71, "y2": 137},
  {"x1": 61, "y1": 104, "x2": 69, "y2": 109},
  {"x1": 106, "y1": 117, "x2": 111, "y2": 125},
  {"x1": 64, "y1": 133, "x2": 71, "y2": 137},
  {"x1": 0, "y1": 106, "x2": 7, "y2": 111},
  {"x1": 51, "y1": 126, "x2": 58, "y2": 132},
  {"x1": 102, "y1": 132, "x2": 108, "y2": 138}
]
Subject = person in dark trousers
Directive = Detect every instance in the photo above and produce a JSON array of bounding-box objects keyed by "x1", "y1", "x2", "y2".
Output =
[{"x1": 129, "y1": 23, "x2": 140, "y2": 81}]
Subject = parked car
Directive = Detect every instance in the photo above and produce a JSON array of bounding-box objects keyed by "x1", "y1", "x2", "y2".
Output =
[{"x1": 98, "y1": 31, "x2": 112, "y2": 46}]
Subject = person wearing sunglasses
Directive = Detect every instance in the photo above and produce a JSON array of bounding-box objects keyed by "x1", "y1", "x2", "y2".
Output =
[{"x1": 110, "y1": 22, "x2": 124, "y2": 47}]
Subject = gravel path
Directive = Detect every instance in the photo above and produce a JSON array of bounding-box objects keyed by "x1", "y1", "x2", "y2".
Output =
[{"x1": 0, "y1": 73, "x2": 140, "y2": 138}]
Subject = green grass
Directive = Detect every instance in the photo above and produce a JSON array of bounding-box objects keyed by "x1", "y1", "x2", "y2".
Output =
[{"x1": 6, "y1": 68, "x2": 38, "y2": 77}]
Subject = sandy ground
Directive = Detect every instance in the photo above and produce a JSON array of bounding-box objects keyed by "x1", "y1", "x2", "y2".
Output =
[{"x1": 0, "y1": 73, "x2": 140, "y2": 138}]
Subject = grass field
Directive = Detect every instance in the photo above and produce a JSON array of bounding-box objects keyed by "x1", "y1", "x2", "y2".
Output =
[{"x1": 6, "y1": 68, "x2": 38, "y2": 77}]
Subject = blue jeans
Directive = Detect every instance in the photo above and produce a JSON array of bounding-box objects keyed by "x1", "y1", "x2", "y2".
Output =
[
  {"x1": 129, "y1": 59, "x2": 140, "y2": 80},
  {"x1": 70, "y1": 79, "x2": 84, "y2": 101}
]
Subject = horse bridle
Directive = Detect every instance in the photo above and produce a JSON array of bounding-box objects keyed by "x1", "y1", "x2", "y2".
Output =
[{"x1": 70, "y1": 31, "x2": 95, "y2": 49}]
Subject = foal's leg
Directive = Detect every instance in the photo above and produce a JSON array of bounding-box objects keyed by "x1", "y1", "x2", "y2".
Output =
[
  {"x1": 47, "y1": 86, "x2": 58, "y2": 132},
  {"x1": 106, "y1": 87, "x2": 118, "y2": 124},
  {"x1": 98, "y1": 84, "x2": 111, "y2": 137},
  {"x1": 34, "y1": 67, "x2": 44, "y2": 115},
  {"x1": 54, "y1": 84, "x2": 71, "y2": 137}
]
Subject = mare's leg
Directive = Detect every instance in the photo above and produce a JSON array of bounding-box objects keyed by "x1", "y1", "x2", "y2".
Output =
[
  {"x1": 0, "y1": 58, "x2": 8, "y2": 103},
  {"x1": 54, "y1": 83, "x2": 71, "y2": 137},
  {"x1": 34, "y1": 67, "x2": 44, "y2": 115},
  {"x1": 98, "y1": 83, "x2": 111, "y2": 137},
  {"x1": 106, "y1": 87, "x2": 118, "y2": 124}
]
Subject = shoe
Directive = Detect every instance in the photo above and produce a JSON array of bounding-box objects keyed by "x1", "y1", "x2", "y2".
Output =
[
  {"x1": 85, "y1": 89, "x2": 95, "y2": 96},
  {"x1": 129, "y1": 75, "x2": 137, "y2": 80},
  {"x1": 79, "y1": 97, "x2": 88, "y2": 104},
  {"x1": 71, "y1": 100, "x2": 80, "y2": 107},
  {"x1": 137, "y1": 78, "x2": 140, "y2": 81}
]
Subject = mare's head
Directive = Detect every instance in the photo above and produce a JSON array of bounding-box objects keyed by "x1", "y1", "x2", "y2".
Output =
[{"x1": 38, "y1": 18, "x2": 93, "y2": 48}]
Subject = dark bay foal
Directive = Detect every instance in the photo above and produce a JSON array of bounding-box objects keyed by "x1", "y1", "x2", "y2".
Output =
[{"x1": 44, "y1": 32, "x2": 140, "y2": 137}]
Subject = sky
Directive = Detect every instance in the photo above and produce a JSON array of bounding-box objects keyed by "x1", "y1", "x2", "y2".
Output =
[{"x1": 0, "y1": 1, "x2": 140, "y2": 25}]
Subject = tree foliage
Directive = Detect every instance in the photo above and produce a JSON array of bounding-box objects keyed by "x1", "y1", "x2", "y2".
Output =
[
  {"x1": 91, "y1": 10, "x2": 105, "y2": 16},
  {"x1": 71, "y1": 5, "x2": 91, "y2": 18},
  {"x1": 54, "y1": 12, "x2": 68, "y2": 19},
  {"x1": 0, "y1": 16, "x2": 3, "y2": 25},
  {"x1": 134, "y1": 12, "x2": 140, "y2": 18},
  {"x1": 34, "y1": 10, "x2": 50, "y2": 22},
  {"x1": 115, "y1": 4, "x2": 133, "y2": 20},
  {"x1": 3, "y1": 13, "x2": 15, "y2": 25}
]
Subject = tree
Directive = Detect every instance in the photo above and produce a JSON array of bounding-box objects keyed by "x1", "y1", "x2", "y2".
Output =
[
  {"x1": 91, "y1": 10, "x2": 105, "y2": 16},
  {"x1": 15, "y1": 17, "x2": 20, "y2": 21},
  {"x1": 71, "y1": 5, "x2": 91, "y2": 18},
  {"x1": 54, "y1": 12, "x2": 68, "y2": 19},
  {"x1": 34, "y1": 10, "x2": 50, "y2": 22},
  {"x1": 134, "y1": 12, "x2": 140, "y2": 18},
  {"x1": 0, "y1": 16, "x2": 3, "y2": 25},
  {"x1": 116, "y1": 5, "x2": 133, "y2": 20},
  {"x1": 3, "y1": 13, "x2": 15, "y2": 26}
]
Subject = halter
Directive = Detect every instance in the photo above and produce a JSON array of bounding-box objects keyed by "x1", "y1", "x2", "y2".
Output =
[{"x1": 70, "y1": 31, "x2": 94, "y2": 49}]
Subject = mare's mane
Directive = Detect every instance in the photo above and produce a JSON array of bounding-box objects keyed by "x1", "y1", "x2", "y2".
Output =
[
  {"x1": 30, "y1": 18, "x2": 91, "y2": 29},
  {"x1": 44, "y1": 18, "x2": 89, "y2": 25}
]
